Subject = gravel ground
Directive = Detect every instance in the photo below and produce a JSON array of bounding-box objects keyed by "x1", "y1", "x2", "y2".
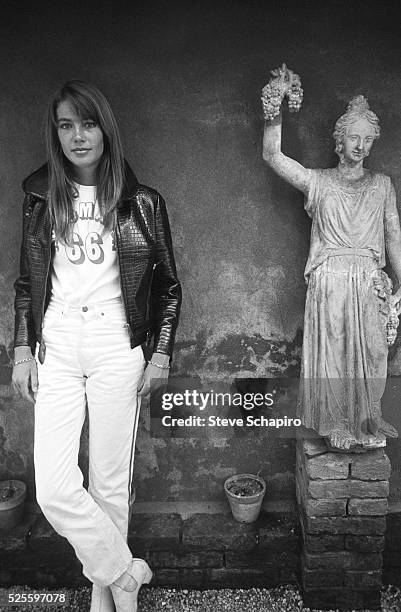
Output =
[{"x1": 1, "y1": 585, "x2": 401, "y2": 611}]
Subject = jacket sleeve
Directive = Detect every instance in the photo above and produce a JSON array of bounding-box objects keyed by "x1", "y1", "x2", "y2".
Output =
[
  {"x1": 14, "y1": 194, "x2": 36, "y2": 354},
  {"x1": 150, "y1": 194, "x2": 182, "y2": 356}
]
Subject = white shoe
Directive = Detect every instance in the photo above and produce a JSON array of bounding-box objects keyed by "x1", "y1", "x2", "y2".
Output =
[
  {"x1": 90, "y1": 584, "x2": 115, "y2": 612},
  {"x1": 110, "y1": 558, "x2": 152, "y2": 612}
]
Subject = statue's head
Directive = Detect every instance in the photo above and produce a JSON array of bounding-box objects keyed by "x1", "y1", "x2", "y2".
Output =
[{"x1": 333, "y1": 96, "x2": 380, "y2": 162}]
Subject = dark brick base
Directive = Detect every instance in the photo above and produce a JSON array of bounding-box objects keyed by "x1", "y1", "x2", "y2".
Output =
[
  {"x1": 296, "y1": 437, "x2": 391, "y2": 611},
  {"x1": 0, "y1": 510, "x2": 300, "y2": 589},
  {"x1": 2, "y1": 506, "x2": 401, "y2": 596}
]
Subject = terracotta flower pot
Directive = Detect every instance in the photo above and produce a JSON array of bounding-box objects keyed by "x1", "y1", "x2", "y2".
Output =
[
  {"x1": 224, "y1": 473, "x2": 266, "y2": 523},
  {"x1": 0, "y1": 480, "x2": 27, "y2": 529}
]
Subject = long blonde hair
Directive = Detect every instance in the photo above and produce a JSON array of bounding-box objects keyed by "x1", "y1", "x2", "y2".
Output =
[{"x1": 45, "y1": 80, "x2": 125, "y2": 241}]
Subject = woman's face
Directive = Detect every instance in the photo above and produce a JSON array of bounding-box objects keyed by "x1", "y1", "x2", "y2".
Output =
[
  {"x1": 56, "y1": 99, "x2": 104, "y2": 182},
  {"x1": 341, "y1": 117, "x2": 376, "y2": 165}
]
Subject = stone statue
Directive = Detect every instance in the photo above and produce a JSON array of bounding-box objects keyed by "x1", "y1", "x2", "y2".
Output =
[{"x1": 262, "y1": 64, "x2": 401, "y2": 451}]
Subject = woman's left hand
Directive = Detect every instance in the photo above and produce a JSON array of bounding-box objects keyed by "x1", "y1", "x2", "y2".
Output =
[{"x1": 138, "y1": 352, "x2": 170, "y2": 399}]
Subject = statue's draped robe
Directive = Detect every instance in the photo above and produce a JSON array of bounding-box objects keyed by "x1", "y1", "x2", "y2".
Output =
[{"x1": 298, "y1": 168, "x2": 398, "y2": 442}]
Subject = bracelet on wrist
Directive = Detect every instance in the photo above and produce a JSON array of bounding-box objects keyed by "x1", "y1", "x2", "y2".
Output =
[
  {"x1": 148, "y1": 359, "x2": 170, "y2": 370},
  {"x1": 14, "y1": 356, "x2": 35, "y2": 366}
]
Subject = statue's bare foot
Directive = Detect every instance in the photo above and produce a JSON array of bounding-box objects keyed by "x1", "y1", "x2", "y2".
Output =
[
  {"x1": 360, "y1": 433, "x2": 378, "y2": 447},
  {"x1": 376, "y1": 418, "x2": 398, "y2": 438},
  {"x1": 327, "y1": 429, "x2": 357, "y2": 450},
  {"x1": 360, "y1": 432, "x2": 386, "y2": 449}
]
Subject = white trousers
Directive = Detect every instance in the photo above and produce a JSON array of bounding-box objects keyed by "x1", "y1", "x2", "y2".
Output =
[{"x1": 34, "y1": 297, "x2": 146, "y2": 586}]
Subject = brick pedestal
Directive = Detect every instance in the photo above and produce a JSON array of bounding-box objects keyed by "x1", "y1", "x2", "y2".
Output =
[{"x1": 296, "y1": 437, "x2": 391, "y2": 611}]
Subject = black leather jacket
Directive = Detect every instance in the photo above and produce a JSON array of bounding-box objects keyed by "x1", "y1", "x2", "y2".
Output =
[{"x1": 14, "y1": 162, "x2": 181, "y2": 359}]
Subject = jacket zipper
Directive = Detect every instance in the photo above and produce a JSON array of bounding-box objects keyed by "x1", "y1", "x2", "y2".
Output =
[
  {"x1": 146, "y1": 262, "x2": 157, "y2": 344},
  {"x1": 115, "y1": 214, "x2": 134, "y2": 340},
  {"x1": 40, "y1": 242, "x2": 52, "y2": 339}
]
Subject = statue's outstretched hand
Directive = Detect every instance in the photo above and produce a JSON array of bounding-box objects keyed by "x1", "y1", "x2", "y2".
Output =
[
  {"x1": 261, "y1": 63, "x2": 303, "y2": 121},
  {"x1": 261, "y1": 63, "x2": 310, "y2": 195}
]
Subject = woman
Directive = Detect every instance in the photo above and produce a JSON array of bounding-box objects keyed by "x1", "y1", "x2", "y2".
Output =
[
  {"x1": 262, "y1": 68, "x2": 401, "y2": 451},
  {"x1": 12, "y1": 80, "x2": 181, "y2": 611}
]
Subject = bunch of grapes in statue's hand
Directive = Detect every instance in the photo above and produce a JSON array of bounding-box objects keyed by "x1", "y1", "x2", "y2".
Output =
[
  {"x1": 387, "y1": 312, "x2": 399, "y2": 346},
  {"x1": 287, "y1": 74, "x2": 303, "y2": 112},
  {"x1": 261, "y1": 63, "x2": 303, "y2": 121},
  {"x1": 261, "y1": 81, "x2": 284, "y2": 121},
  {"x1": 387, "y1": 295, "x2": 401, "y2": 346}
]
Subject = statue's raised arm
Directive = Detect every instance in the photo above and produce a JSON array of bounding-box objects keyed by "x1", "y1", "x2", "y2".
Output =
[{"x1": 262, "y1": 64, "x2": 311, "y2": 195}]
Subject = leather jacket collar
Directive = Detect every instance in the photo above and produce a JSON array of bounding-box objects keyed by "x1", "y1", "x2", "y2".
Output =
[{"x1": 22, "y1": 159, "x2": 140, "y2": 203}]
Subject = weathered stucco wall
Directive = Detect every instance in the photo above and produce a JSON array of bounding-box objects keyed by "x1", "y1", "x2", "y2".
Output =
[{"x1": 1, "y1": 0, "x2": 401, "y2": 504}]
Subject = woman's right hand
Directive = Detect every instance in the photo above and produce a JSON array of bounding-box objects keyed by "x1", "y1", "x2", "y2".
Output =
[{"x1": 12, "y1": 346, "x2": 38, "y2": 403}]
